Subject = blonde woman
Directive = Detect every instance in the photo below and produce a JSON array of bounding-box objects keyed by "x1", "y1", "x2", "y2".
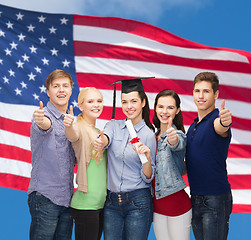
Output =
[{"x1": 63, "y1": 87, "x2": 106, "y2": 240}]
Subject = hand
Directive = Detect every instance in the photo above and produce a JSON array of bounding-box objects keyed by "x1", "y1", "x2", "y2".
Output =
[
  {"x1": 219, "y1": 100, "x2": 232, "y2": 127},
  {"x1": 132, "y1": 142, "x2": 151, "y2": 160},
  {"x1": 34, "y1": 101, "x2": 45, "y2": 125},
  {"x1": 166, "y1": 117, "x2": 178, "y2": 145},
  {"x1": 63, "y1": 105, "x2": 74, "y2": 127},
  {"x1": 93, "y1": 130, "x2": 107, "y2": 151}
]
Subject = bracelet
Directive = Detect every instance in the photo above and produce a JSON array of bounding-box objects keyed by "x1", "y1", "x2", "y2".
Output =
[{"x1": 220, "y1": 119, "x2": 232, "y2": 128}]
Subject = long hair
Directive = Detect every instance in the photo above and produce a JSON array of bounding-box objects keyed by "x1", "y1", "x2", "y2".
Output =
[
  {"x1": 153, "y1": 89, "x2": 185, "y2": 133},
  {"x1": 138, "y1": 91, "x2": 155, "y2": 132},
  {"x1": 76, "y1": 87, "x2": 104, "y2": 163}
]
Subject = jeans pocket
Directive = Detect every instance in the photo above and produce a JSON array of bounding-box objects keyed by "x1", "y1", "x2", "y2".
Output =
[{"x1": 130, "y1": 195, "x2": 151, "y2": 210}]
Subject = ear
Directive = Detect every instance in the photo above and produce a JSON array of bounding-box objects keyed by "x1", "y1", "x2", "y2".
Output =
[
  {"x1": 142, "y1": 98, "x2": 146, "y2": 108},
  {"x1": 214, "y1": 90, "x2": 219, "y2": 100},
  {"x1": 47, "y1": 89, "x2": 50, "y2": 98},
  {"x1": 78, "y1": 103, "x2": 83, "y2": 112},
  {"x1": 176, "y1": 107, "x2": 181, "y2": 115}
]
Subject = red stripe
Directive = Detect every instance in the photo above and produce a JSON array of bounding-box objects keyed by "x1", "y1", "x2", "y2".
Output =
[
  {"x1": 76, "y1": 73, "x2": 251, "y2": 104},
  {"x1": 0, "y1": 173, "x2": 30, "y2": 191},
  {"x1": 0, "y1": 116, "x2": 31, "y2": 137},
  {"x1": 228, "y1": 144, "x2": 251, "y2": 158},
  {"x1": 0, "y1": 144, "x2": 31, "y2": 163},
  {"x1": 228, "y1": 175, "x2": 251, "y2": 190},
  {"x1": 232, "y1": 204, "x2": 251, "y2": 213},
  {"x1": 74, "y1": 41, "x2": 251, "y2": 74}
]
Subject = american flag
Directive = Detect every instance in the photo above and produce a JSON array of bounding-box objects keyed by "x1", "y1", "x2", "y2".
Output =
[{"x1": 1, "y1": 4, "x2": 251, "y2": 213}]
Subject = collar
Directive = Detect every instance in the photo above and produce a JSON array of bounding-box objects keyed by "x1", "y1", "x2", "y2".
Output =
[
  {"x1": 122, "y1": 118, "x2": 146, "y2": 133},
  {"x1": 47, "y1": 101, "x2": 66, "y2": 119},
  {"x1": 194, "y1": 108, "x2": 218, "y2": 124}
]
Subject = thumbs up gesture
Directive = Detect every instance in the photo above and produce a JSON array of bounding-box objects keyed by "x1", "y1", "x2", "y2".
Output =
[
  {"x1": 63, "y1": 105, "x2": 75, "y2": 127},
  {"x1": 93, "y1": 130, "x2": 108, "y2": 151},
  {"x1": 219, "y1": 100, "x2": 232, "y2": 127},
  {"x1": 166, "y1": 117, "x2": 178, "y2": 145},
  {"x1": 34, "y1": 101, "x2": 45, "y2": 125}
]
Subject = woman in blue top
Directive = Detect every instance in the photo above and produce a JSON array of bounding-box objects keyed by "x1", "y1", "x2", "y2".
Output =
[
  {"x1": 94, "y1": 78, "x2": 156, "y2": 240},
  {"x1": 152, "y1": 89, "x2": 192, "y2": 240}
]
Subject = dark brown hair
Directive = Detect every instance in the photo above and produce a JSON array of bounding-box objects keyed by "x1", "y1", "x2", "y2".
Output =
[
  {"x1": 193, "y1": 72, "x2": 219, "y2": 93},
  {"x1": 153, "y1": 89, "x2": 185, "y2": 133}
]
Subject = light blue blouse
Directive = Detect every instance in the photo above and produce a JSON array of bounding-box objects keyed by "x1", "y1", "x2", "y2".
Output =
[{"x1": 104, "y1": 119, "x2": 156, "y2": 193}]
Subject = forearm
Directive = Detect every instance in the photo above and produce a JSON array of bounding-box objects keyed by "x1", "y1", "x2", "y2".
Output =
[
  {"x1": 65, "y1": 125, "x2": 79, "y2": 142},
  {"x1": 35, "y1": 116, "x2": 51, "y2": 130}
]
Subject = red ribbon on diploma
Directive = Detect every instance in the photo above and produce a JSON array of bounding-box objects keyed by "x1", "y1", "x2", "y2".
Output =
[{"x1": 130, "y1": 137, "x2": 140, "y2": 144}]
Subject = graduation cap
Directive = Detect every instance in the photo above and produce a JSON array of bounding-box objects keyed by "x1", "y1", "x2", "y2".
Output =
[{"x1": 109, "y1": 77, "x2": 155, "y2": 119}]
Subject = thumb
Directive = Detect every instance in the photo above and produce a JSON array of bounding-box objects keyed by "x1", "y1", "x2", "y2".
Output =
[
  {"x1": 220, "y1": 99, "x2": 225, "y2": 111},
  {"x1": 167, "y1": 117, "x2": 173, "y2": 129},
  {"x1": 70, "y1": 105, "x2": 74, "y2": 115},
  {"x1": 39, "y1": 101, "x2": 43, "y2": 110},
  {"x1": 99, "y1": 130, "x2": 104, "y2": 138}
]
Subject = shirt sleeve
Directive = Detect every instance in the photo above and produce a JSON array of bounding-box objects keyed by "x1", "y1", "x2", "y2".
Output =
[
  {"x1": 103, "y1": 119, "x2": 115, "y2": 149},
  {"x1": 30, "y1": 115, "x2": 53, "y2": 135},
  {"x1": 140, "y1": 131, "x2": 156, "y2": 183}
]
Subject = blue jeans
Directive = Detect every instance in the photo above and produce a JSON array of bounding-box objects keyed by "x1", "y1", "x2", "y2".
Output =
[
  {"x1": 191, "y1": 191, "x2": 233, "y2": 240},
  {"x1": 28, "y1": 191, "x2": 73, "y2": 240},
  {"x1": 104, "y1": 188, "x2": 153, "y2": 240}
]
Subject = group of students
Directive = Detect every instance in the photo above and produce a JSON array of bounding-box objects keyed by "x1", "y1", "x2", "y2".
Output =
[{"x1": 28, "y1": 69, "x2": 233, "y2": 240}]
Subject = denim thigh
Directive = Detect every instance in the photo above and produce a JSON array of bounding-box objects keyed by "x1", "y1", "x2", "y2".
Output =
[
  {"x1": 28, "y1": 191, "x2": 73, "y2": 240},
  {"x1": 104, "y1": 188, "x2": 153, "y2": 240},
  {"x1": 191, "y1": 191, "x2": 232, "y2": 240}
]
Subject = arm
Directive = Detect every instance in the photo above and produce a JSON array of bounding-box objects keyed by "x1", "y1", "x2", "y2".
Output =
[
  {"x1": 33, "y1": 101, "x2": 51, "y2": 130},
  {"x1": 63, "y1": 106, "x2": 80, "y2": 142},
  {"x1": 214, "y1": 100, "x2": 232, "y2": 137}
]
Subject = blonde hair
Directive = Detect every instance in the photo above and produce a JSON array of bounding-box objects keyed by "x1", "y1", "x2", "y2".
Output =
[{"x1": 77, "y1": 87, "x2": 104, "y2": 164}]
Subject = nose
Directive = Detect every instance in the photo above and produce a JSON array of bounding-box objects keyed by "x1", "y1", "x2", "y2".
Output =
[
  {"x1": 199, "y1": 91, "x2": 203, "y2": 98},
  {"x1": 59, "y1": 85, "x2": 64, "y2": 91}
]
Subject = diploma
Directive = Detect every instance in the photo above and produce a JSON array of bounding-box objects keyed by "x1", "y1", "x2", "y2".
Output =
[{"x1": 125, "y1": 120, "x2": 148, "y2": 164}]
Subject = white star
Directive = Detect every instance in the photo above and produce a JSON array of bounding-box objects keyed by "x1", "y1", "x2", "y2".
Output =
[
  {"x1": 16, "y1": 12, "x2": 24, "y2": 20},
  {"x1": 27, "y1": 24, "x2": 35, "y2": 32},
  {"x1": 10, "y1": 41, "x2": 18, "y2": 50},
  {"x1": 34, "y1": 66, "x2": 42, "y2": 73},
  {"x1": 33, "y1": 93, "x2": 40, "y2": 100},
  {"x1": 60, "y1": 17, "x2": 68, "y2": 25},
  {"x1": 50, "y1": 48, "x2": 58, "y2": 56},
  {"x1": 29, "y1": 45, "x2": 37, "y2": 53},
  {"x1": 22, "y1": 54, "x2": 30, "y2": 62},
  {"x1": 8, "y1": 69, "x2": 15, "y2": 77},
  {"x1": 72, "y1": 100, "x2": 78, "y2": 108},
  {"x1": 18, "y1": 33, "x2": 26, "y2": 41},
  {"x1": 62, "y1": 59, "x2": 70, "y2": 68},
  {"x1": 3, "y1": 76, "x2": 9, "y2": 84},
  {"x1": 20, "y1": 81, "x2": 27, "y2": 88},
  {"x1": 0, "y1": 30, "x2": 5, "y2": 37},
  {"x1": 15, "y1": 88, "x2": 22, "y2": 95},
  {"x1": 28, "y1": 72, "x2": 36, "y2": 81},
  {"x1": 41, "y1": 57, "x2": 49, "y2": 65},
  {"x1": 0, "y1": 59, "x2": 3, "y2": 64},
  {"x1": 16, "y1": 60, "x2": 24, "y2": 68},
  {"x1": 6, "y1": 21, "x2": 14, "y2": 29},
  {"x1": 38, "y1": 15, "x2": 46, "y2": 23},
  {"x1": 39, "y1": 36, "x2": 47, "y2": 44},
  {"x1": 5, "y1": 48, "x2": 12, "y2": 56},
  {"x1": 49, "y1": 26, "x2": 57, "y2": 34},
  {"x1": 60, "y1": 38, "x2": 68, "y2": 46},
  {"x1": 39, "y1": 85, "x2": 47, "y2": 93}
]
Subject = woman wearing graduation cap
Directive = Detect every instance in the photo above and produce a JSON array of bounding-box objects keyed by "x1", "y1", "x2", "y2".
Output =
[{"x1": 94, "y1": 77, "x2": 156, "y2": 240}]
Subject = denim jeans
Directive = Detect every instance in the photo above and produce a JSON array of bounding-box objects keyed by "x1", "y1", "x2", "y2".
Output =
[
  {"x1": 104, "y1": 188, "x2": 153, "y2": 240},
  {"x1": 191, "y1": 191, "x2": 233, "y2": 240},
  {"x1": 28, "y1": 191, "x2": 73, "y2": 240}
]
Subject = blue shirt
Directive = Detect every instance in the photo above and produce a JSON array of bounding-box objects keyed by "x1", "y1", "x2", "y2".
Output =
[
  {"x1": 28, "y1": 102, "x2": 75, "y2": 207},
  {"x1": 155, "y1": 126, "x2": 187, "y2": 199},
  {"x1": 104, "y1": 119, "x2": 156, "y2": 193},
  {"x1": 186, "y1": 109, "x2": 232, "y2": 195}
]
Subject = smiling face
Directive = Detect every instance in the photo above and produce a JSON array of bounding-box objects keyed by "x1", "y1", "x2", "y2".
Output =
[
  {"x1": 121, "y1": 91, "x2": 145, "y2": 125},
  {"x1": 46, "y1": 77, "x2": 72, "y2": 113},
  {"x1": 193, "y1": 80, "x2": 218, "y2": 117},
  {"x1": 79, "y1": 89, "x2": 103, "y2": 122},
  {"x1": 156, "y1": 96, "x2": 180, "y2": 127}
]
